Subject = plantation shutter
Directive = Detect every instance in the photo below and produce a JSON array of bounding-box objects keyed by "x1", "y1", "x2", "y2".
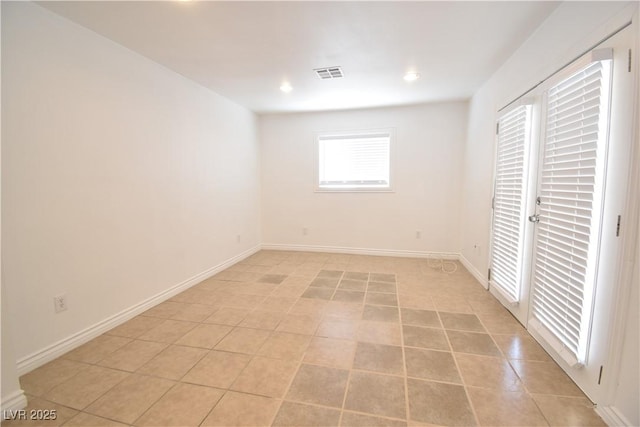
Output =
[
  {"x1": 529, "y1": 52, "x2": 613, "y2": 365},
  {"x1": 318, "y1": 132, "x2": 391, "y2": 189},
  {"x1": 490, "y1": 104, "x2": 532, "y2": 303}
]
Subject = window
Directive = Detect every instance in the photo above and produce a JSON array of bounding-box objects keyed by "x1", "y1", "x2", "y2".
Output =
[{"x1": 316, "y1": 130, "x2": 392, "y2": 191}]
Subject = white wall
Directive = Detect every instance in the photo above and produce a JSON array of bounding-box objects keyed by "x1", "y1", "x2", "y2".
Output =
[
  {"x1": 1, "y1": 2, "x2": 27, "y2": 412},
  {"x1": 459, "y1": 1, "x2": 638, "y2": 423},
  {"x1": 1, "y1": 1, "x2": 260, "y2": 371},
  {"x1": 260, "y1": 102, "x2": 467, "y2": 256}
]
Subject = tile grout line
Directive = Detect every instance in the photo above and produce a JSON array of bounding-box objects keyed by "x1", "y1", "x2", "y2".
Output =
[
  {"x1": 396, "y1": 274, "x2": 413, "y2": 425},
  {"x1": 336, "y1": 335, "x2": 356, "y2": 426},
  {"x1": 437, "y1": 309, "x2": 482, "y2": 427}
]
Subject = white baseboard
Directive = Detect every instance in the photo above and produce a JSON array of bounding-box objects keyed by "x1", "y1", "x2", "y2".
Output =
[
  {"x1": 596, "y1": 405, "x2": 634, "y2": 427},
  {"x1": 458, "y1": 253, "x2": 489, "y2": 289},
  {"x1": 1, "y1": 390, "x2": 27, "y2": 414},
  {"x1": 15, "y1": 245, "x2": 261, "y2": 376},
  {"x1": 262, "y1": 243, "x2": 460, "y2": 260}
]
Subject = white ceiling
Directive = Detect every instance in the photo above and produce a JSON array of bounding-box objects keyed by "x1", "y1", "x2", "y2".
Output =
[{"x1": 39, "y1": 1, "x2": 559, "y2": 113}]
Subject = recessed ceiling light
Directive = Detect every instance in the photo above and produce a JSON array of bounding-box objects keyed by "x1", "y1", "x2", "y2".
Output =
[
  {"x1": 280, "y1": 83, "x2": 293, "y2": 93},
  {"x1": 404, "y1": 72, "x2": 420, "y2": 82}
]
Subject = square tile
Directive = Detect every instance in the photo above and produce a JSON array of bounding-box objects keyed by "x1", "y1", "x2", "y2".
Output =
[
  {"x1": 137, "y1": 319, "x2": 198, "y2": 344},
  {"x1": 367, "y1": 281, "x2": 397, "y2": 293},
  {"x1": 238, "y1": 311, "x2": 283, "y2": 330},
  {"x1": 217, "y1": 294, "x2": 265, "y2": 310},
  {"x1": 136, "y1": 345, "x2": 207, "y2": 380},
  {"x1": 271, "y1": 284, "x2": 307, "y2": 298},
  {"x1": 309, "y1": 277, "x2": 340, "y2": 288},
  {"x1": 317, "y1": 269, "x2": 344, "y2": 278},
  {"x1": 258, "y1": 274, "x2": 288, "y2": 284},
  {"x1": 256, "y1": 296, "x2": 298, "y2": 313},
  {"x1": 332, "y1": 290, "x2": 365, "y2": 304},
  {"x1": 257, "y1": 332, "x2": 311, "y2": 360},
  {"x1": 85, "y1": 374, "x2": 174, "y2": 424},
  {"x1": 344, "y1": 371, "x2": 406, "y2": 419},
  {"x1": 398, "y1": 294, "x2": 435, "y2": 311},
  {"x1": 44, "y1": 366, "x2": 129, "y2": 410},
  {"x1": 455, "y1": 353, "x2": 522, "y2": 391},
  {"x1": 214, "y1": 327, "x2": 271, "y2": 354},
  {"x1": 402, "y1": 325, "x2": 449, "y2": 350},
  {"x1": 317, "y1": 319, "x2": 359, "y2": 340},
  {"x1": 338, "y1": 279, "x2": 367, "y2": 291},
  {"x1": 304, "y1": 337, "x2": 356, "y2": 369},
  {"x1": 201, "y1": 391, "x2": 281, "y2": 426},
  {"x1": 324, "y1": 301, "x2": 363, "y2": 320},
  {"x1": 362, "y1": 305, "x2": 399, "y2": 322},
  {"x1": 175, "y1": 324, "x2": 232, "y2": 348},
  {"x1": 341, "y1": 412, "x2": 407, "y2": 426},
  {"x1": 353, "y1": 342, "x2": 404, "y2": 375},
  {"x1": 106, "y1": 316, "x2": 164, "y2": 339},
  {"x1": 467, "y1": 387, "x2": 547, "y2": 426},
  {"x1": 401, "y1": 308, "x2": 441, "y2": 328},
  {"x1": 63, "y1": 335, "x2": 131, "y2": 364},
  {"x1": 407, "y1": 378, "x2": 475, "y2": 426},
  {"x1": 301, "y1": 287, "x2": 334, "y2": 300},
  {"x1": 240, "y1": 282, "x2": 279, "y2": 296},
  {"x1": 272, "y1": 401, "x2": 340, "y2": 427},
  {"x1": 276, "y1": 314, "x2": 320, "y2": 335},
  {"x1": 136, "y1": 383, "x2": 224, "y2": 426},
  {"x1": 20, "y1": 359, "x2": 89, "y2": 397},
  {"x1": 344, "y1": 272, "x2": 369, "y2": 281},
  {"x1": 510, "y1": 360, "x2": 585, "y2": 397},
  {"x1": 289, "y1": 298, "x2": 327, "y2": 316},
  {"x1": 433, "y1": 296, "x2": 474, "y2": 314},
  {"x1": 492, "y1": 334, "x2": 553, "y2": 361},
  {"x1": 203, "y1": 307, "x2": 250, "y2": 326},
  {"x1": 439, "y1": 312, "x2": 485, "y2": 332},
  {"x1": 477, "y1": 313, "x2": 527, "y2": 335},
  {"x1": 231, "y1": 356, "x2": 299, "y2": 398},
  {"x1": 404, "y1": 347, "x2": 461, "y2": 383},
  {"x1": 286, "y1": 364, "x2": 349, "y2": 407},
  {"x1": 531, "y1": 394, "x2": 606, "y2": 426},
  {"x1": 171, "y1": 303, "x2": 217, "y2": 322},
  {"x1": 370, "y1": 273, "x2": 396, "y2": 283},
  {"x1": 357, "y1": 321, "x2": 402, "y2": 345},
  {"x1": 366, "y1": 292, "x2": 398, "y2": 307},
  {"x1": 64, "y1": 412, "x2": 127, "y2": 426},
  {"x1": 446, "y1": 330, "x2": 500, "y2": 356},
  {"x1": 98, "y1": 340, "x2": 167, "y2": 372},
  {"x1": 182, "y1": 350, "x2": 251, "y2": 388}
]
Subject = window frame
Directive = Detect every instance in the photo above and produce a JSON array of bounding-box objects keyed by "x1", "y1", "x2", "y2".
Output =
[{"x1": 314, "y1": 128, "x2": 395, "y2": 193}]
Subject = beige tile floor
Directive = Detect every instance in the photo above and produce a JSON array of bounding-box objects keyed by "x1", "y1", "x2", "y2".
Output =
[{"x1": 5, "y1": 251, "x2": 607, "y2": 427}]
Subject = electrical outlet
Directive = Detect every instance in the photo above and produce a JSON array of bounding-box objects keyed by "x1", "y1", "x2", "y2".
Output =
[
  {"x1": 236, "y1": 234, "x2": 241, "y2": 243},
  {"x1": 416, "y1": 230, "x2": 422, "y2": 239},
  {"x1": 54, "y1": 294, "x2": 68, "y2": 313},
  {"x1": 303, "y1": 227, "x2": 308, "y2": 235}
]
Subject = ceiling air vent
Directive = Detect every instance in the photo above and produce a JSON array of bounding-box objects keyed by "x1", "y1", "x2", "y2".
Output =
[{"x1": 314, "y1": 66, "x2": 344, "y2": 79}]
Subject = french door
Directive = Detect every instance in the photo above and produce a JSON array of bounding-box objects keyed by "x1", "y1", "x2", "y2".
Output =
[{"x1": 489, "y1": 26, "x2": 635, "y2": 401}]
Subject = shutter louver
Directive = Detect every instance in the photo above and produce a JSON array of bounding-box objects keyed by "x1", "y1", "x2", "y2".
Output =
[
  {"x1": 530, "y1": 58, "x2": 612, "y2": 364},
  {"x1": 318, "y1": 132, "x2": 391, "y2": 189},
  {"x1": 490, "y1": 104, "x2": 532, "y2": 303}
]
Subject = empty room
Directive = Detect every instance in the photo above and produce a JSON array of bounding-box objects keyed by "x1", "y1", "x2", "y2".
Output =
[{"x1": 1, "y1": 1, "x2": 639, "y2": 426}]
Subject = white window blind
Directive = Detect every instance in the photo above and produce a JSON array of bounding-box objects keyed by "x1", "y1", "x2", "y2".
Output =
[
  {"x1": 490, "y1": 104, "x2": 532, "y2": 303},
  {"x1": 530, "y1": 56, "x2": 612, "y2": 364},
  {"x1": 318, "y1": 131, "x2": 391, "y2": 190}
]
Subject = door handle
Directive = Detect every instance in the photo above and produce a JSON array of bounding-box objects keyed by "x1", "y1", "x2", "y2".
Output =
[{"x1": 528, "y1": 214, "x2": 540, "y2": 223}]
